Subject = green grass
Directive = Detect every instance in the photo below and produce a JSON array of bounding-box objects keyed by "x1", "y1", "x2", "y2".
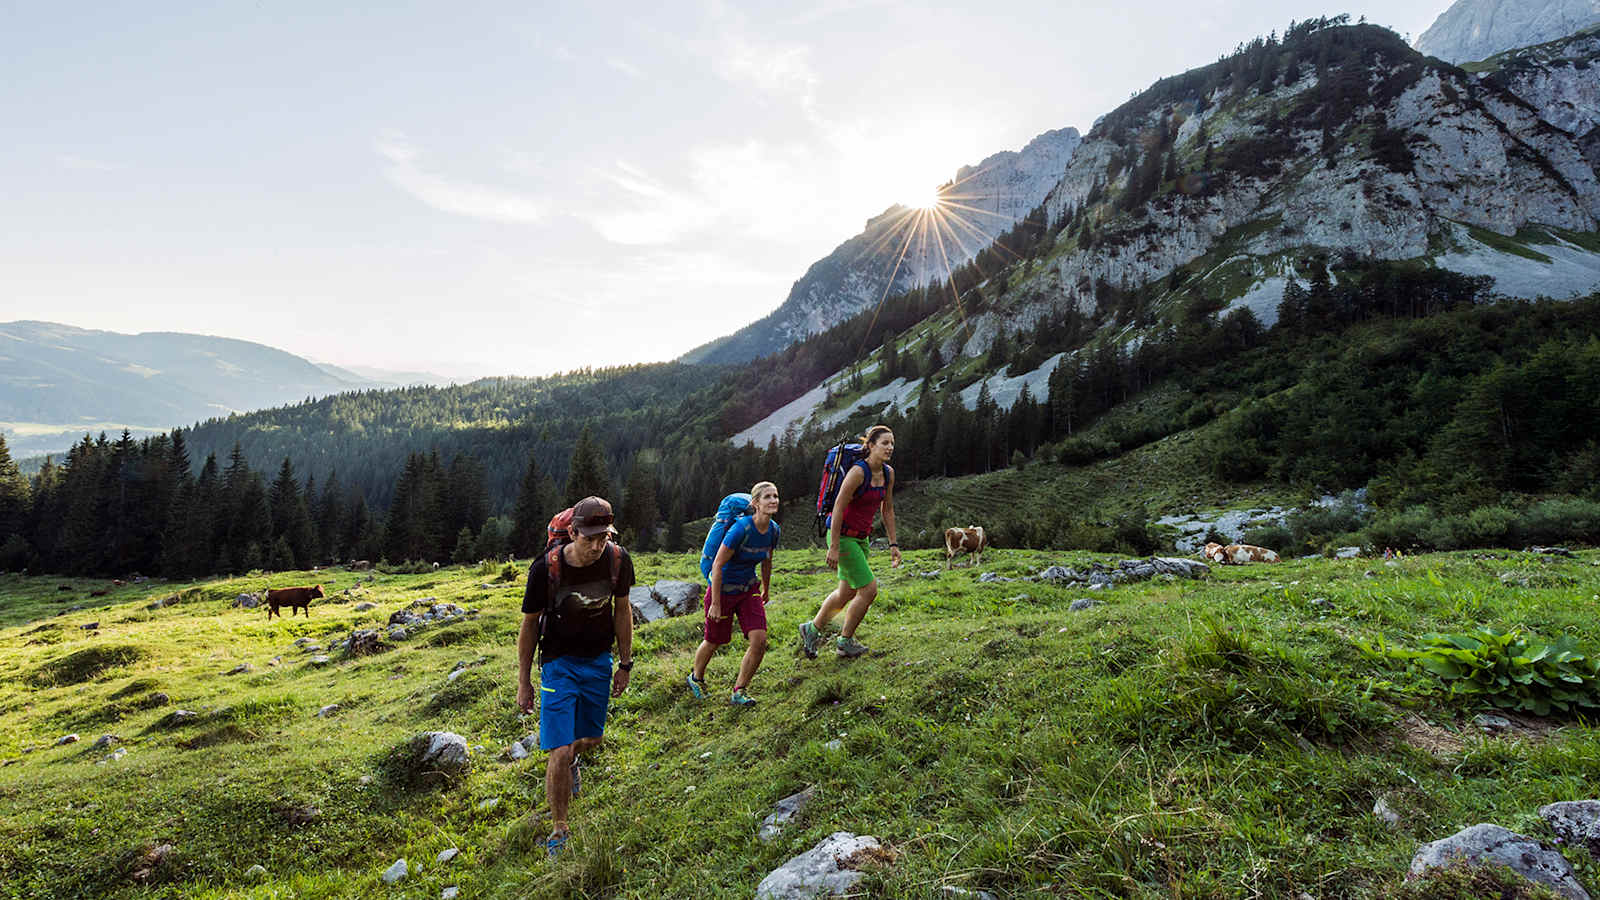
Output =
[
  {"x1": 2, "y1": 549, "x2": 1599, "y2": 898},
  {"x1": 1465, "y1": 225, "x2": 1555, "y2": 263}
]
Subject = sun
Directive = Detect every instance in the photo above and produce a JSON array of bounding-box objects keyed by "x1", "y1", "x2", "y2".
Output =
[{"x1": 907, "y1": 185, "x2": 944, "y2": 210}]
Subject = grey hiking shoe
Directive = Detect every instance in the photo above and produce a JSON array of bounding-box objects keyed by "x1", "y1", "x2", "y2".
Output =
[
  {"x1": 799, "y1": 621, "x2": 821, "y2": 659},
  {"x1": 836, "y1": 635, "x2": 869, "y2": 658}
]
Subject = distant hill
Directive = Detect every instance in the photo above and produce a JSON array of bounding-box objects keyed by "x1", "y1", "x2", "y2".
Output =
[
  {"x1": 0, "y1": 321, "x2": 383, "y2": 458},
  {"x1": 311, "y1": 361, "x2": 462, "y2": 389}
]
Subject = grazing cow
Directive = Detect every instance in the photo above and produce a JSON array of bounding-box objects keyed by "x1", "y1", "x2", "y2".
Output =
[
  {"x1": 89, "y1": 589, "x2": 109, "y2": 597},
  {"x1": 944, "y1": 526, "x2": 987, "y2": 569},
  {"x1": 1203, "y1": 542, "x2": 1280, "y2": 565},
  {"x1": 347, "y1": 560, "x2": 371, "y2": 571},
  {"x1": 265, "y1": 585, "x2": 324, "y2": 620}
]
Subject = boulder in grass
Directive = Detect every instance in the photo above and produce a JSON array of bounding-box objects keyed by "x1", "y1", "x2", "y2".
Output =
[
  {"x1": 755, "y1": 832, "x2": 888, "y2": 899},
  {"x1": 1407, "y1": 823, "x2": 1590, "y2": 899}
]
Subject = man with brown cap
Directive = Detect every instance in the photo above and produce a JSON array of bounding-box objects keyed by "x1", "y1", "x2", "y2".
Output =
[{"x1": 516, "y1": 496, "x2": 635, "y2": 859}]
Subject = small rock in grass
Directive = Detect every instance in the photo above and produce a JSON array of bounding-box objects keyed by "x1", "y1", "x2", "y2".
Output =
[
  {"x1": 358, "y1": 775, "x2": 373, "y2": 785},
  {"x1": 55, "y1": 733, "x2": 79, "y2": 746},
  {"x1": 507, "y1": 742, "x2": 529, "y2": 761},
  {"x1": 436, "y1": 847, "x2": 459, "y2": 864},
  {"x1": 1068, "y1": 598, "x2": 1101, "y2": 612},
  {"x1": 1474, "y1": 714, "x2": 1513, "y2": 734},
  {"x1": 225, "y1": 664, "x2": 251, "y2": 676},
  {"x1": 90, "y1": 734, "x2": 118, "y2": 750},
  {"x1": 354, "y1": 602, "x2": 376, "y2": 612},
  {"x1": 477, "y1": 797, "x2": 499, "y2": 811},
  {"x1": 381, "y1": 858, "x2": 408, "y2": 884},
  {"x1": 442, "y1": 888, "x2": 459, "y2": 900},
  {"x1": 1374, "y1": 796, "x2": 1401, "y2": 828},
  {"x1": 759, "y1": 786, "x2": 815, "y2": 842},
  {"x1": 309, "y1": 655, "x2": 330, "y2": 665},
  {"x1": 940, "y1": 888, "x2": 998, "y2": 900},
  {"x1": 447, "y1": 669, "x2": 464, "y2": 682},
  {"x1": 823, "y1": 740, "x2": 843, "y2": 751},
  {"x1": 245, "y1": 863, "x2": 267, "y2": 879},
  {"x1": 387, "y1": 625, "x2": 408, "y2": 641},
  {"x1": 317, "y1": 705, "x2": 339, "y2": 718}
]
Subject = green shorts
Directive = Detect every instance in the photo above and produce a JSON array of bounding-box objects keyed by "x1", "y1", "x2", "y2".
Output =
[{"x1": 837, "y1": 536, "x2": 875, "y2": 589}]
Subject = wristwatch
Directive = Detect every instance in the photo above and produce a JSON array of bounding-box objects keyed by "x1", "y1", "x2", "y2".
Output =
[{"x1": 617, "y1": 660, "x2": 633, "y2": 671}]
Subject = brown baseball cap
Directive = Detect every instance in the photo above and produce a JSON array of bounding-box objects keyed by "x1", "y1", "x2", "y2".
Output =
[{"x1": 571, "y1": 496, "x2": 617, "y2": 536}]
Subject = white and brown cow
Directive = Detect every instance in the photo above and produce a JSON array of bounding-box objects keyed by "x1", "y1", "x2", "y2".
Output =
[
  {"x1": 944, "y1": 526, "x2": 987, "y2": 569},
  {"x1": 1203, "y1": 542, "x2": 1281, "y2": 565}
]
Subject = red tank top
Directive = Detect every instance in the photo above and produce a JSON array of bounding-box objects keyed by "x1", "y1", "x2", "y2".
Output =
[{"x1": 840, "y1": 461, "x2": 888, "y2": 538}]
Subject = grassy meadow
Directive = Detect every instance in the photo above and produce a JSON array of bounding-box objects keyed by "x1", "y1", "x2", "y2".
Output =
[{"x1": 1, "y1": 546, "x2": 1598, "y2": 898}]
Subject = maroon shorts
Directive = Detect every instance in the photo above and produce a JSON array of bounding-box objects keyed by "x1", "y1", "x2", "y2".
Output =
[{"x1": 703, "y1": 584, "x2": 767, "y2": 645}]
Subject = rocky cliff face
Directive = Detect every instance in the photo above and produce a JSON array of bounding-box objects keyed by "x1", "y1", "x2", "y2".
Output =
[
  {"x1": 1415, "y1": 0, "x2": 1600, "y2": 64},
  {"x1": 1478, "y1": 28, "x2": 1600, "y2": 168},
  {"x1": 954, "y1": 24, "x2": 1600, "y2": 358},
  {"x1": 681, "y1": 128, "x2": 1081, "y2": 365}
]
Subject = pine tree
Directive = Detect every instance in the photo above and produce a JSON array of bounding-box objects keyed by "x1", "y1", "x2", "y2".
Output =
[{"x1": 564, "y1": 426, "x2": 611, "y2": 505}]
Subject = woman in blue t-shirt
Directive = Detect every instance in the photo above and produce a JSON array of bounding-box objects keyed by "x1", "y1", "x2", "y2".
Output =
[{"x1": 687, "y1": 481, "x2": 780, "y2": 706}]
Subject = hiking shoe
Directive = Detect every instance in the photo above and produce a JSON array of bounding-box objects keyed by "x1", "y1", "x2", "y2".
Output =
[
  {"x1": 686, "y1": 671, "x2": 708, "y2": 700},
  {"x1": 836, "y1": 636, "x2": 869, "y2": 658},
  {"x1": 730, "y1": 688, "x2": 757, "y2": 707},
  {"x1": 546, "y1": 830, "x2": 569, "y2": 860},
  {"x1": 799, "y1": 621, "x2": 821, "y2": 659},
  {"x1": 570, "y1": 757, "x2": 581, "y2": 797}
]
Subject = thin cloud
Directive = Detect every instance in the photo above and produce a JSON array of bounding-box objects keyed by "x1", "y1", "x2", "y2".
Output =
[
  {"x1": 57, "y1": 154, "x2": 124, "y2": 172},
  {"x1": 376, "y1": 136, "x2": 545, "y2": 224},
  {"x1": 606, "y1": 56, "x2": 645, "y2": 78}
]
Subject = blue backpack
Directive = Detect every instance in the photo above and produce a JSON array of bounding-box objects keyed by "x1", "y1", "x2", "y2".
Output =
[{"x1": 699, "y1": 492, "x2": 755, "y2": 583}]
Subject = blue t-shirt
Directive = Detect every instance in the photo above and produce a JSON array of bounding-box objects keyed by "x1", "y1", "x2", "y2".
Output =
[{"x1": 716, "y1": 516, "x2": 779, "y2": 591}]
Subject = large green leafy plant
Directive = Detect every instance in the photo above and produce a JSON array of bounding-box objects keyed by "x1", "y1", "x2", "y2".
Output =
[{"x1": 1382, "y1": 627, "x2": 1600, "y2": 716}]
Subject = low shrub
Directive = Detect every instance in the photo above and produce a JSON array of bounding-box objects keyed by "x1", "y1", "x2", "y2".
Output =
[{"x1": 1377, "y1": 627, "x2": 1600, "y2": 716}]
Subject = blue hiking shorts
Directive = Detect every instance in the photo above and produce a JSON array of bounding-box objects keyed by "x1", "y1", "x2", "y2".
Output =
[{"x1": 539, "y1": 652, "x2": 612, "y2": 751}]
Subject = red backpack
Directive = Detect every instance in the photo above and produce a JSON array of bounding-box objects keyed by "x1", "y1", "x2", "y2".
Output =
[{"x1": 544, "y1": 507, "x2": 575, "y2": 554}]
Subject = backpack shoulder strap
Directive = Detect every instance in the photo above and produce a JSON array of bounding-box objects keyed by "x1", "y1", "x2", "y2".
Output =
[
  {"x1": 546, "y1": 546, "x2": 562, "y2": 597},
  {"x1": 608, "y1": 544, "x2": 622, "y2": 595}
]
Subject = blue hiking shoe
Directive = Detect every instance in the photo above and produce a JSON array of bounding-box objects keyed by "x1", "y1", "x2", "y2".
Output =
[
  {"x1": 799, "y1": 621, "x2": 821, "y2": 659},
  {"x1": 546, "y1": 830, "x2": 569, "y2": 860},
  {"x1": 730, "y1": 687, "x2": 757, "y2": 707},
  {"x1": 686, "y1": 671, "x2": 708, "y2": 700}
]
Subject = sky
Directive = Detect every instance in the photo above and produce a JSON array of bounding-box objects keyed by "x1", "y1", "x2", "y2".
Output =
[{"x1": 1, "y1": 1, "x2": 1450, "y2": 379}]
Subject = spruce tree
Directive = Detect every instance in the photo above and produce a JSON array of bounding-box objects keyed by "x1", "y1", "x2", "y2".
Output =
[
  {"x1": 0, "y1": 433, "x2": 28, "y2": 546},
  {"x1": 509, "y1": 449, "x2": 553, "y2": 558},
  {"x1": 451, "y1": 526, "x2": 477, "y2": 564},
  {"x1": 564, "y1": 426, "x2": 611, "y2": 505}
]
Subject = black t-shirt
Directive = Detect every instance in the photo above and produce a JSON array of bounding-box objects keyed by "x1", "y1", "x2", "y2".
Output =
[{"x1": 522, "y1": 543, "x2": 636, "y2": 665}]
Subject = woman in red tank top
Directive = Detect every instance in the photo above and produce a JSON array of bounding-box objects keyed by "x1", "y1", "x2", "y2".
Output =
[{"x1": 798, "y1": 425, "x2": 900, "y2": 659}]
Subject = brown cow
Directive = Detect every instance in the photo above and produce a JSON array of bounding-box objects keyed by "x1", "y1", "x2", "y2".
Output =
[
  {"x1": 944, "y1": 526, "x2": 987, "y2": 569},
  {"x1": 1203, "y1": 542, "x2": 1280, "y2": 565},
  {"x1": 265, "y1": 585, "x2": 324, "y2": 620}
]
